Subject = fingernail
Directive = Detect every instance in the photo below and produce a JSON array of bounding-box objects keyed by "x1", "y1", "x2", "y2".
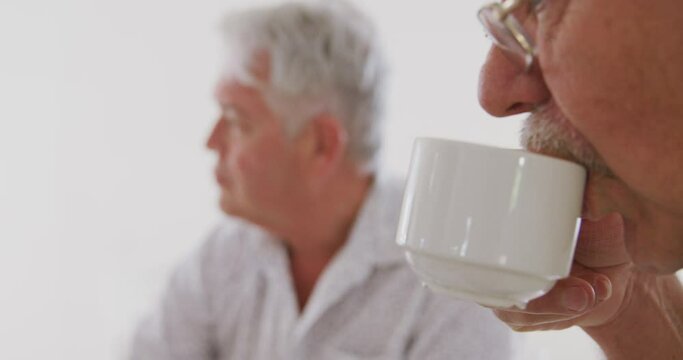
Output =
[
  {"x1": 563, "y1": 286, "x2": 590, "y2": 312},
  {"x1": 594, "y1": 277, "x2": 612, "y2": 302}
]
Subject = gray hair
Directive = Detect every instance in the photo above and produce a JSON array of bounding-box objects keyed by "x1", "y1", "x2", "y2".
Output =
[{"x1": 221, "y1": 0, "x2": 386, "y2": 171}]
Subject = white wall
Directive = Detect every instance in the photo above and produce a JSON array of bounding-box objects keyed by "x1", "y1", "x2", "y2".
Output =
[{"x1": 0, "y1": 0, "x2": 607, "y2": 359}]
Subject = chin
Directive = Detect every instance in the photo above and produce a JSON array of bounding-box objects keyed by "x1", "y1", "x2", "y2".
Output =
[
  {"x1": 218, "y1": 193, "x2": 240, "y2": 216},
  {"x1": 219, "y1": 202, "x2": 236, "y2": 216}
]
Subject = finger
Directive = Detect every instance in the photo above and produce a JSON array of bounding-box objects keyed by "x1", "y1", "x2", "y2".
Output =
[
  {"x1": 493, "y1": 308, "x2": 583, "y2": 327},
  {"x1": 487, "y1": 270, "x2": 612, "y2": 316},
  {"x1": 492, "y1": 272, "x2": 614, "y2": 332},
  {"x1": 491, "y1": 275, "x2": 601, "y2": 330},
  {"x1": 508, "y1": 318, "x2": 586, "y2": 332},
  {"x1": 557, "y1": 266, "x2": 614, "y2": 304},
  {"x1": 517, "y1": 276, "x2": 598, "y2": 315},
  {"x1": 575, "y1": 212, "x2": 630, "y2": 267}
]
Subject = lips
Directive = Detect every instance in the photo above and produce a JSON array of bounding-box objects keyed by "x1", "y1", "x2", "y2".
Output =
[{"x1": 214, "y1": 167, "x2": 231, "y2": 188}]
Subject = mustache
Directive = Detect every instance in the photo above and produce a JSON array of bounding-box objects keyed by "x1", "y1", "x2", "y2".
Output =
[{"x1": 520, "y1": 105, "x2": 614, "y2": 177}]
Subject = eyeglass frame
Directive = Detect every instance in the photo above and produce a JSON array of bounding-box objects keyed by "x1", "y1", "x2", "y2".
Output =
[{"x1": 478, "y1": 0, "x2": 537, "y2": 71}]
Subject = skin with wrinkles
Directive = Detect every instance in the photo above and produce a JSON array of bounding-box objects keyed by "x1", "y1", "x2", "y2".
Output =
[{"x1": 477, "y1": 0, "x2": 683, "y2": 357}]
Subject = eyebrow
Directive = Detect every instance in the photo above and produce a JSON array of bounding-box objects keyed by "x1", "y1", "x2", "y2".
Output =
[{"x1": 220, "y1": 104, "x2": 253, "y2": 125}]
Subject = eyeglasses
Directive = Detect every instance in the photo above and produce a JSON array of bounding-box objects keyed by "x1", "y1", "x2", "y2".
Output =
[{"x1": 478, "y1": 0, "x2": 537, "y2": 71}]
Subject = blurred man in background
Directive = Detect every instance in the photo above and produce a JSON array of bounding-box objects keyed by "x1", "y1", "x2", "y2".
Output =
[
  {"x1": 477, "y1": 0, "x2": 683, "y2": 358},
  {"x1": 131, "y1": 1, "x2": 520, "y2": 359}
]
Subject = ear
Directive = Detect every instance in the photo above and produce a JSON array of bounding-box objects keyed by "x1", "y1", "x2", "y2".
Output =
[{"x1": 305, "y1": 114, "x2": 348, "y2": 175}]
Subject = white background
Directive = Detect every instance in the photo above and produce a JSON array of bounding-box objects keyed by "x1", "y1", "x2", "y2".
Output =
[{"x1": 0, "y1": 0, "x2": 607, "y2": 359}]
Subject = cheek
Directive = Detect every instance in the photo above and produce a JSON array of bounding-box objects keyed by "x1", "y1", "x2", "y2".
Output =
[
  {"x1": 214, "y1": 143, "x2": 258, "y2": 191},
  {"x1": 539, "y1": 2, "x2": 636, "y2": 134},
  {"x1": 538, "y1": 1, "x2": 683, "y2": 209},
  {"x1": 231, "y1": 148, "x2": 262, "y2": 181},
  {"x1": 232, "y1": 142, "x2": 286, "y2": 183}
]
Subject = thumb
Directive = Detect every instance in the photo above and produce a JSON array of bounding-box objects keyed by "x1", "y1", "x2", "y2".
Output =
[{"x1": 574, "y1": 212, "x2": 631, "y2": 268}]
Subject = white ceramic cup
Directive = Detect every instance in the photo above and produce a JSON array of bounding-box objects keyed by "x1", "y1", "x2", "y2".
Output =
[{"x1": 396, "y1": 138, "x2": 586, "y2": 308}]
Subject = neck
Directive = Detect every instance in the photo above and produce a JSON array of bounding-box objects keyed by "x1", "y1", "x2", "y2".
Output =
[
  {"x1": 280, "y1": 166, "x2": 374, "y2": 311},
  {"x1": 286, "y1": 168, "x2": 373, "y2": 256}
]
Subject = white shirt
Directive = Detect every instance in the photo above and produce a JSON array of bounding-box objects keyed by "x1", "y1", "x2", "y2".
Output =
[{"x1": 131, "y1": 177, "x2": 523, "y2": 360}]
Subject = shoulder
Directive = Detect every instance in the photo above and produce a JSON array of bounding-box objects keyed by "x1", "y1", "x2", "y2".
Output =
[
  {"x1": 200, "y1": 219, "x2": 258, "y2": 258},
  {"x1": 196, "y1": 218, "x2": 269, "y2": 274},
  {"x1": 358, "y1": 173, "x2": 407, "y2": 266},
  {"x1": 374, "y1": 173, "x2": 405, "y2": 207},
  {"x1": 416, "y1": 291, "x2": 526, "y2": 356},
  {"x1": 170, "y1": 217, "x2": 272, "y2": 295}
]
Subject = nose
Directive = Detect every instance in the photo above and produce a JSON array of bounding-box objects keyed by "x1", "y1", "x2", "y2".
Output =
[
  {"x1": 206, "y1": 118, "x2": 226, "y2": 152},
  {"x1": 478, "y1": 46, "x2": 550, "y2": 117}
]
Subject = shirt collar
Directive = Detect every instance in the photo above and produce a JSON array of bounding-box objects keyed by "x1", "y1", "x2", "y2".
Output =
[
  {"x1": 339, "y1": 173, "x2": 406, "y2": 269},
  {"x1": 252, "y1": 173, "x2": 407, "y2": 272}
]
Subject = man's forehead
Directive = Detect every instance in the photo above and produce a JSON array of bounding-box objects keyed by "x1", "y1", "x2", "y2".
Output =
[
  {"x1": 222, "y1": 48, "x2": 271, "y2": 87},
  {"x1": 216, "y1": 49, "x2": 272, "y2": 104},
  {"x1": 214, "y1": 78, "x2": 274, "y2": 123}
]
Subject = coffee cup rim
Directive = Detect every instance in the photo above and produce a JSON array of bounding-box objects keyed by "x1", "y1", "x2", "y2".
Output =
[{"x1": 415, "y1": 136, "x2": 586, "y2": 171}]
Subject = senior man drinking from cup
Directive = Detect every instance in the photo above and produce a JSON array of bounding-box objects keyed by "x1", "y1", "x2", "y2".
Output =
[{"x1": 475, "y1": 0, "x2": 683, "y2": 358}]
